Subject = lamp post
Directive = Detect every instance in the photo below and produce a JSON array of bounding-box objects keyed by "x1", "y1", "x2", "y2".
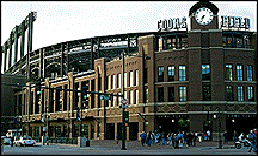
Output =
[
  {"x1": 121, "y1": 51, "x2": 126, "y2": 150},
  {"x1": 137, "y1": 113, "x2": 147, "y2": 132}
]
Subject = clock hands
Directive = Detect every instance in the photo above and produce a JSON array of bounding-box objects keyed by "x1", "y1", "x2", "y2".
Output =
[{"x1": 201, "y1": 15, "x2": 205, "y2": 22}]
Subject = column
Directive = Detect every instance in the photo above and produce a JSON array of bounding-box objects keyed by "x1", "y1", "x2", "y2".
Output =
[
  {"x1": 14, "y1": 26, "x2": 19, "y2": 64},
  {"x1": 20, "y1": 21, "x2": 25, "y2": 58},
  {"x1": 8, "y1": 32, "x2": 13, "y2": 68}
]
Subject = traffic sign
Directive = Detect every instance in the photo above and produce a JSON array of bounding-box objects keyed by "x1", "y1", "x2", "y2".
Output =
[{"x1": 121, "y1": 99, "x2": 128, "y2": 108}]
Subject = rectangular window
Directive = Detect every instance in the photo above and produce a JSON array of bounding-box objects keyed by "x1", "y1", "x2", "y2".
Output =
[
  {"x1": 226, "y1": 65, "x2": 233, "y2": 81},
  {"x1": 124, "y1": 90, "x2": 127, "y2": 100},
  {"x1": 118, "y1": 93, "x2": 122, "y2": 106},
  {"x1": 179, "y1": 66, "x2": 186, "y2": 81},
  {"x1": 117, "y1": 74, "x2": 121, "y2": 88},
  {"x1": 202, "y1": 65, "x2": 210, "y2": 80},
  {"x1": 158, "y1": 67, "x2": 164, "y2": 82},
  {"x1": 247, "y1": 66, "x2": 253, "y2": 81},
  {"x1": 247, "y1": 86, "x2": 254, "y2": 101},
  {"x1": 168, "y1": 66, "x2": 174, "y2": 82},
  {"x1": 108, "y1": 76, "x2": 111, "y2": 90},
  {"x1": 168, "y1": 87, "x2": 174, "y2": 102},
  {"x1": 130, "y1": 90, "x2": 134, "y2": 104},
  {"x1": 113, "y1": 96, "x2": 117, "y2": 107},
  {"x1": 136, "y1": 90, "x2": 139, "y2": 104},
  {"x1": 237, "y1": 65, "x2": 243, "y2": 81},
  {"x1": 226, "y1": 86, "x2": 233, "y2": 101},
  {"x1": 179, "y1": 86, "x2": 186, "y2": 102},
  {"x1": 129, "y1": 71, "x2": 133, "y2": 87},
  {"x1": 112, "y1": 75, "x2": 116, "y2": 89},
  {"x1": 202, "y1": 85, "x2": 211, "y2": 101},
  {"x1": 158, "y1": 88, "x2": 164, "y2": 102},
  {"x1": 135, "y1": 70, "x2": 139, "y2": 86},
  {"x1": 124, "y1": 73, "x2": 127, "y2": 88},
  {"x1": 238, "y1": 86, "x2": 244, "y2": 101}
]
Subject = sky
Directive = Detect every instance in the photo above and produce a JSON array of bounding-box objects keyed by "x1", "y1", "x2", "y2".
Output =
[{"x1": 1, "y1": 1, "x2": 257, "y2": 73}]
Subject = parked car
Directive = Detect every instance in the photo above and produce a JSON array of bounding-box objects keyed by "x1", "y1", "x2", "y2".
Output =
[{"x1": 13, "y1": 136, "x2": 36, "y2": 147}]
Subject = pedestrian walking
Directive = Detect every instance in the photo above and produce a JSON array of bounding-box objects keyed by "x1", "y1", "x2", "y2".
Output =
[
  {"x1": 194, "y1": 131, "x2": 198, "y2": 146},
  {"x1": 166, "y1": 133, "x2": 172, "y2": 146},
  {"x1": 185, "y1": 132, "x2": 190, "y2": 147},
  {"x1": 248, "y1": 129, "x2": 257, "y2": 153},
  {"x1": 116, "y1": 133, "x2": 119, "y2": 144},
  {"x1": 140, "y1": 131, "x2": 147, "y2": 147},
  {"x1": 161, "y1": 131, "x2": 166, "y2": 145},
  {"x1": 189, "y1": 131, "x2": 193, "y2": 147},
  {"x1": 146, "y1": 131, "x2": 153, "y2": 147},
  {"x1": 178, "y1": 131, "x2": 184, "y2": 148},
  {"x1": 233, "y1": 130, "x2": 238, "y2": 143},
  {"x1": 224, "y1": 130, "x2": 228, "y2": 144},
  {"x1": 207, "y1": 130, "x2": 211, "y2": 141}
]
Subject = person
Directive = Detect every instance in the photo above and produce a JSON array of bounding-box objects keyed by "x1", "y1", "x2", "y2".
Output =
[
  {"x1": 194, "y1": 131, "x2": 198, "y2": 146},
  {"x1": 189, "y1": 131, "x2": 194, "y2": 146},
  {"x1": 248, "y1": 129, "x2": 257, "y2": 152},
  {"x1": 116, "y1": 133, "x2": 119, "y2": 144},
  {"x1": 146, "y1": 131, "x2": 153, "y2": 147},
  {"x1": 224, "y1": 131, "x2": 228, "y2": 144},
  {"x1": 172, "y1": 133, "x2": 177, "y2": 148},
  {"x1": 175, "y1": 133, "x2": 179, "y2": 149},
  {"x1": 161, "y1": 131, "x2": 166, "y2": 145},
  {"x1": 207, "y1": 130, "x2": 211, "y2": 141},
  {"x1": 185, "y1": 132, "x2": 190, "y2": 147},
  {"x1": 155, "y1": 132, "x2": 161, "y2": 144},
  {"x1": 178, "y1": 131, "x2": 184, "y2": 148},
  {"x1": 140, "y1": 131, "x2": 147, "y2": 146},
  {"x1": 233, "y1": 130, "x2": 238, "y2": 143},
  {"x1": 167, "y1": 133, "x2": 172, "y2": 146}
]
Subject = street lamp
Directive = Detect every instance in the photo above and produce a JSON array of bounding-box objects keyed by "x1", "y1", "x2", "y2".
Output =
[
  {"x1": 121, "y1": 51, "x2": 126, "y2": 150},
  {"x1": 137, "y1": 113, "x2": 147, "y2": 132}
]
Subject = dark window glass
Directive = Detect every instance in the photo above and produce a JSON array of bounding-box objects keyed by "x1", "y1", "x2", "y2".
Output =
[
  {"x1": 168, "y1": 66, "x2": 174, "y2": 81},
  {"x1": 247, "y1": 66, "x2": 253, "y2": 81},
  {"x1": 238, "y1": 86, "x2": 244, "y2": 101},
  {"x1": 226, "y1": 86, "x2": 233, "y2": 101},
  {"x1": 158, "y1": 88, "x2": 164, "y2": 102},
  {"x1": 202, "y1": 65, "x2": 210, "y2": 80},
  {"x1": 158, "y1": 67, "x2": 164, "y2": 82},
  {"x1": 225, "y1": 65, "x2": 233, "y2": 81},
  {"x1": 168, "y1": 87, "x2": 174, "y2": 102},
  {"x1": 237, "y1": 65, "x2": 243, "y2": 81},
  {"x1": 179, "y1": 86, "x2": 186, "y2": 102},
  {"x1": 179, "y1": 66, "x2": 186, "y2": 81},
  {"x1": 203, "y1": 85, "x2": 211, "y2": 101},
  {"x1": 247, "y1": 87, "x2": 254, "y2": 101}
]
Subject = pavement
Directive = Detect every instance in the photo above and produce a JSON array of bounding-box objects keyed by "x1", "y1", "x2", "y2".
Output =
[{"x1": 35, "y1": 140, "x2": 237, "y2": 150}]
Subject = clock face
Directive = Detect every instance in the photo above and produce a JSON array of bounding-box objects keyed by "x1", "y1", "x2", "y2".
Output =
[{"x1": 195, "y1": 7, "x2": 214, "y2": 26}]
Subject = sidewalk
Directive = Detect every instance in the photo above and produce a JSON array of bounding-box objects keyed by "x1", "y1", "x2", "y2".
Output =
[{"x1": 36, "y1": 140, "x2": 235, "y2": 150}]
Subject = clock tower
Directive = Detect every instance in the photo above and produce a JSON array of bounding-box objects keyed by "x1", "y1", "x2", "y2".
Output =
[{"x1": 189, "y1": 1, "x2": 220, "y2": 30}]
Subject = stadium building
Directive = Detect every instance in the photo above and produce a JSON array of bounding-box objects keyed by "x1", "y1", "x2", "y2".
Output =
[{"x1": 1, "y1": 1, "x2": 256, "y2": 141}]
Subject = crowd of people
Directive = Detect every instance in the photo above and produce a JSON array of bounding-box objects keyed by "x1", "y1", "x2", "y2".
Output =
[
  {"x1": 140, "y1": 130, "x2": 211, "y2": 148},
  {"x1": 139, "y1": 129, "x2": 257, "y2": 152}
]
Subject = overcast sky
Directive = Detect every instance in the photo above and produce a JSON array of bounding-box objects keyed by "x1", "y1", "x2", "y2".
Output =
[{"x1": 1, "y1": 1, "x2": 257, "y2": 50}]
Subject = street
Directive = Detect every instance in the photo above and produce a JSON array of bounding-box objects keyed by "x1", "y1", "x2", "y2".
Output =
[{"x1": 1, "y1": 145, "x2": 256, "y2": 155}]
